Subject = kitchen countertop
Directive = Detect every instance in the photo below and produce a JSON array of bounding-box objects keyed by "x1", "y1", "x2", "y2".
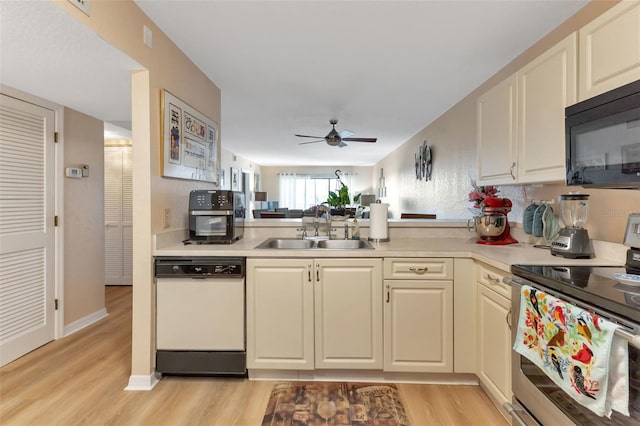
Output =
[{"x1": 154, "y1": 227, "x2": 626, "y2": 273}]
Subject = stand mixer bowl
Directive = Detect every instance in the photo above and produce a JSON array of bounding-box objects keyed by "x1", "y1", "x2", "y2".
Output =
[{"x1": 473, "y1": 213, "x2": 507, "y2": 240}]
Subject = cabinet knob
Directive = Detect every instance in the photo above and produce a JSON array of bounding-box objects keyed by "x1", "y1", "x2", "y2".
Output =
[
  {"x1": 509, "y1": 162, "x2": 516, "y2": 180},
  {"x1": 506, "y1": 308, "x2": 512, "y2": 329},
  {"x1": 409, "y1": 267, "x2": 428, "y2": 274},
  {"x1": 386, "y1": 284, "x2": 390, "y2": 303}
]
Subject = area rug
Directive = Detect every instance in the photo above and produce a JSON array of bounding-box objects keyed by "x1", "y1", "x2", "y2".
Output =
[{"x1": 262, "y1": 382, "x2": 410, "y2": 425}]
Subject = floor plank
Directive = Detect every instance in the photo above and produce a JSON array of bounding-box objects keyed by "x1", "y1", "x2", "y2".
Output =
[{"x1": 0, "y1": 286, "x2": 507, "y2": 425}]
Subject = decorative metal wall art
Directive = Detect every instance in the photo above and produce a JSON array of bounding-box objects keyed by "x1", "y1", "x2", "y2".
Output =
[{"x1": 415, "y1": 141, "x2": 432, "y2": 181}]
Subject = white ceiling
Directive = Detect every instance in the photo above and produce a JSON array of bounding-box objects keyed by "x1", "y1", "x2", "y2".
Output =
[
  {"x1": 1, "y1": 1, "x2": 588, "y2": 166},
  {"x1": 0, "y1": 1, "x2": 140, "y2": 139},
  {"x1": 135, "y1": 0, "x2": 589, "y2": 166}
]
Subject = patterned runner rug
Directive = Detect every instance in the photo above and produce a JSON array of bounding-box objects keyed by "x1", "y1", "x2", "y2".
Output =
[{"x1": 262, "y1": 382, "x2": 410, "y2": 425}]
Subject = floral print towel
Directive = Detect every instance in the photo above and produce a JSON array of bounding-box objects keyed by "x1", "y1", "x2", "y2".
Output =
[{"x1": 513, "y1": 285, "x2": 629, "y2": 417}]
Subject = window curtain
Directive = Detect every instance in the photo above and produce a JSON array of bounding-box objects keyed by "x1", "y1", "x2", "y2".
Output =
[
  {"x1": 278, "y1": 173, "x2": 299, "y2": 209},
  {"x1": 278, "y1": 172, "x2": 358, "y2": 210}
]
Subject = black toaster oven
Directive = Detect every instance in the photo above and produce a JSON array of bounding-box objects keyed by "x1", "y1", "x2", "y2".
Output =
[{"x1": 188, "y1": 190, "x2": 244, "y2": 244}]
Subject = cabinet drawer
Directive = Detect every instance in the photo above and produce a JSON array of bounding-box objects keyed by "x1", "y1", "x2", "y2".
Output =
[
  {"x1": 476, "y1": 262, "x2": 511, "y2": 300},
  {"x1": 384, "y1": 258, "x2": 453, "y2": 280}
]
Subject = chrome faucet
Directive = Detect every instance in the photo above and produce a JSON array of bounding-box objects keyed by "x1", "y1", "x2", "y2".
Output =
[
  {"x1": 315, "y1": 205, "x2": 332, "y2": 238},
  {"x1": 296, "y1": 227, "x2": 308, "y2": 239}
]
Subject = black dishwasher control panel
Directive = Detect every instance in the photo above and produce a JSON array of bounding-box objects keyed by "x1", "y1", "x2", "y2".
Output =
[{"x1": 155, "y1": 257, "x2": 245, "y2": 278}]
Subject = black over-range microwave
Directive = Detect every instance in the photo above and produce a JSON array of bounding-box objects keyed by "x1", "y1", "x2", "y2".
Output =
[{"x1": 566, "y1": 79, "x2": 640, "y2": 188}]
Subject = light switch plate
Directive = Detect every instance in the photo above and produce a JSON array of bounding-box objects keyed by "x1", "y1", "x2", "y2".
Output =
[
  {"x1": 143, "y1": 26, "x2": 153, "y2": 48},
  {"x1": 163, "y1": 208, "x2": 171, "y2": 229}
]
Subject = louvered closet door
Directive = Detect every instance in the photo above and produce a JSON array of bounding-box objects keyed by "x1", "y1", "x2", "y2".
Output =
[
  {"x1": 104, "y1": 146, "x2": 132, "y2": 285},
  {"x1": 0, "y1": 94, "x2": 55, "y2": 367}
]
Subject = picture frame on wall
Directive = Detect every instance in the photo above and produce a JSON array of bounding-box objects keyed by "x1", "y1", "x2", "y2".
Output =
[
  {"x1": 161, "y1": 89, "x2": 218, "y2": 183},
  {"x1": 219, "y1": 168, "x2": 226, "y2": 189},
  {"x1": 254, "y1": 173, "x2": 260, "y2": 193},
  {"x1": 230, "y1": 167, "x2": 240, "y2": 191}
]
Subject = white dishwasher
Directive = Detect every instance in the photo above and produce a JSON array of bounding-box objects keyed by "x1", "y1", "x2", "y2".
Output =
[{"x1": 155, "y1": 257, "x2": 246, "y2": 376}]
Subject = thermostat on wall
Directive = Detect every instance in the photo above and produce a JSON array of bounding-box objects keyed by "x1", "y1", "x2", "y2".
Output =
[{"x1": 65, "y1": 167, "x2": 83, "y2": 178}]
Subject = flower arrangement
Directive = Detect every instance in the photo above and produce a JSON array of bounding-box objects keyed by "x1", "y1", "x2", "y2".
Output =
[{"x1": 468, "y1": 179, "x2": 499, "y2": 209}]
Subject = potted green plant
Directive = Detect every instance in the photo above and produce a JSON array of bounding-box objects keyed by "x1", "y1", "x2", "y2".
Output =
[{"x1": 326, "y1": 184, "x2": 361, "y2": 217}]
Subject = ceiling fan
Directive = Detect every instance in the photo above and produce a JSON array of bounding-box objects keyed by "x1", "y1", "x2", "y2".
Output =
[{"x1": 295, "y1": 119, "x2": 377, "y2": 148}]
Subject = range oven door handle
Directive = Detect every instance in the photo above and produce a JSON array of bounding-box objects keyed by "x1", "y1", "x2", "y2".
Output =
[{"x1": 503, "y1": 402, "x2": 535, "y2": 426}]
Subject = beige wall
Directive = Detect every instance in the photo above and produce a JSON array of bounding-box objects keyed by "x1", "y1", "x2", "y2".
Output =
[
  {"x1": 63, "y1": 108, "x2": 106, "y2": 324},
  {"x1": 54, "y1": 0, "x2": 222, "y2": 376},
  {"x1": 375, "y1": 0, "x2": 640, "y2": 244}
]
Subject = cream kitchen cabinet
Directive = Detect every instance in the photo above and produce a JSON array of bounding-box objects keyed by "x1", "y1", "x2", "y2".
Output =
[
  {"x1": 383, "y1": 258, "x2": 453, "y2": 373},
  {"x1": 476, "y1": 262, "x2": 512, "y2": 410},
  {"x1": 579, "y1": 0, "x2": 640, "y2": 101},
  {"x1": 517, "y1": 33, "x2": 576, "y2": 183},
  {"x1": 246, "y1": 258, "x2": 383, "y2": 371},
  {"x1": 315, "y1": 258, "x2": 383, "y2": 369},
  {"x1": 246, "y1": 259, "x2": 314, "y2": 370},
  {"x1": 476, "y1": 74, "x2": 518, "y2": 185},
  {"x1": 477, "y1": 33, "x2": 577, "y2": 185}
]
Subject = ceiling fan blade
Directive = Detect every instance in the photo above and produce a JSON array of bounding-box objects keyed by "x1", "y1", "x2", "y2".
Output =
[
  {"x1": 338, "y1": 142, "x2": 348, "y2": 148},
  {"x1": 298, "y1": 140, "x2": 325, "y2": 145},
  {"x1": 295, "y1": 134, "x2": 325, "y2": 138},
  {"x1": 338, "y1": 129, "x2": 354, "y2": 139},
  {"x1": 342, "y1": 137, "x2": 377, "y2": 143}
]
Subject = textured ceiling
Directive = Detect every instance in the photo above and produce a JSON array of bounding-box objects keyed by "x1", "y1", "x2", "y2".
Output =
[
  {"x1": 0, "y1": 1, "x2": 139, "y2": 138},
  {"x1": 1, "y1": 1, "x2": 588, "y2": 165}
]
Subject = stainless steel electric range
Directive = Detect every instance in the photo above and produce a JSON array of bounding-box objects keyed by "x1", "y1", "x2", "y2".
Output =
[{"x1": 508, "y1": 264, "x2": 640, "y2": 426}]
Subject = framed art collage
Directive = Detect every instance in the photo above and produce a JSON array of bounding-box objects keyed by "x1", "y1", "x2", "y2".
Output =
[{"x1": 161, "y1": 89, "x2": 219, "y2": 183}]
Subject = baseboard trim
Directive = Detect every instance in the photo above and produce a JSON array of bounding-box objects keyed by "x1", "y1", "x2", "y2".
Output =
[
  {"x1": 63, "y1": 308, "x2": 108, "y2": 337},
  {"x1": 248, "y1": 369, "x2": 479, "y2": 385},
  {"x1": 125, "y1": 373, "x2": 161, "y2": 391}
]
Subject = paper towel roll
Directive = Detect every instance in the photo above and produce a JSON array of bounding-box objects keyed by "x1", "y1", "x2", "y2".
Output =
[{"x1": 369, "y1": 203, "x2": 389, "y2": 242}]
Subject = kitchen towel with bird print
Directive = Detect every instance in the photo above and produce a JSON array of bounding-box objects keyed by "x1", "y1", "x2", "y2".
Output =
[{"x1": 514, "y1": 285, "x2": 629, "y2": 418}]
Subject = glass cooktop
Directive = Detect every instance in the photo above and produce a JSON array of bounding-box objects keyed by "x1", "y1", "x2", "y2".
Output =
[{"x1": 511, "y1": 265, "x2": 640, "y2": 324}]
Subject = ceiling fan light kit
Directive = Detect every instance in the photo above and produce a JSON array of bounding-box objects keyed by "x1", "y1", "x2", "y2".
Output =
[{"x1": 296, "y1": 119, "x2": 377, "y2": 148}]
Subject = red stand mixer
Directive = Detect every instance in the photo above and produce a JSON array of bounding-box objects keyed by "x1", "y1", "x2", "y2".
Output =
[{"x1": 469, "y1": 197, "x2": 518, "y2": 245}]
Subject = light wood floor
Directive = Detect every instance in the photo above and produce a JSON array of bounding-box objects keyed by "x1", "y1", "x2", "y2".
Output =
[{"x1": 0, "y1": 286, "x2": 508, "y2": 425}]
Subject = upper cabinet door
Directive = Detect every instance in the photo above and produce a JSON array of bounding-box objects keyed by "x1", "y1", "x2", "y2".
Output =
[
  {"x1": 579, "y1": 0, "x2": 640, "y2": 100},
  {"x1": 518, "y1": 33, "x2": 577, "y2": 184},
  {"x1": 477, "y1": 74, "x2": 518, "y2": 185}
]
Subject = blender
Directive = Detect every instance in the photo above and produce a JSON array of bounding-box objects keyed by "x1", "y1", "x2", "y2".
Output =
[{"x1": 551, "y1": 194, "x2": 594, "y2": 258}]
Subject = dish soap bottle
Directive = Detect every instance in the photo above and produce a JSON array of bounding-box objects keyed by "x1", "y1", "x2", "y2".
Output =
[{"x1": 351, "y1": 218, "x2": 360, "y2": 240}]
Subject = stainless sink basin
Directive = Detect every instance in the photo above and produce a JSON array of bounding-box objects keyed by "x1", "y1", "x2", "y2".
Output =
[
  {"x1": 254, "y1": 238, "x2": 315, "y2": 249},
  {"x1": 315, "y1": 239, "x2": 374, "y2": 249},
  {"x1": 254, "y1": 238, "x2": 374, "y2": 250}
]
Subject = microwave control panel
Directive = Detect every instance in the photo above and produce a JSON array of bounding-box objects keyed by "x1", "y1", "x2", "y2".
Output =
[{"x1": 189, "y1": 190, "x2": 233, "y2": 210}]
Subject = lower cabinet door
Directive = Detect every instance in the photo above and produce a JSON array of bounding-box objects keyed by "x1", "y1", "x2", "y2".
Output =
[
  {"x1": 246, "y1": 259, "x2": 314, "y2": 369},
  {"x1": 477, "y1": 282, "x2": 512, "y2": 405},
  {"x1": 314, "y1": 258, "x2": 383, "y2": 369},
  {"x1": 383, "y1": 280, "x2": 453, "y2": 372}
]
